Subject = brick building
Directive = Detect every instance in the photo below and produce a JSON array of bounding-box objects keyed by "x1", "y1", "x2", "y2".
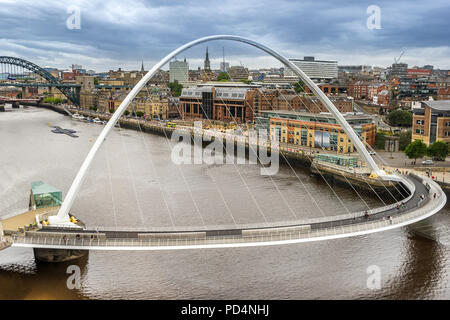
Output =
[
  {"x1": 412, "y1": 100, "x2": 450, "y2": 145},
  {"x1": 261, "y1": 110, "x2": 375, "y2": 153}
]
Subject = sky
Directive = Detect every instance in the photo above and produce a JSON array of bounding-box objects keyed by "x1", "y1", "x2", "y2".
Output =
[{"x1": 0, "y1": 0, "x2": 449, "y2": 72}]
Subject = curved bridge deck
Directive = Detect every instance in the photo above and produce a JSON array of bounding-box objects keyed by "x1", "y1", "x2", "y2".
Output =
[{"x1": 8, "y1": 175, "x2": 447, "y2": 251}]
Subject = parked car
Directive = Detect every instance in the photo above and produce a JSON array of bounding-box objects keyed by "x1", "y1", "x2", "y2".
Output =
[
  {"x1": 369, "y1": 151, "x2": 376, "y2": 156},
  {"x1": 422, "y1": 159, "x2": 434, "y2": 165}
]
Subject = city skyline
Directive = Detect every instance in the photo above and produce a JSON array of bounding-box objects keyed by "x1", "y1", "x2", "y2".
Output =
[{"x1": 0, "y1": 0, "x2": 449, "y2": 72}]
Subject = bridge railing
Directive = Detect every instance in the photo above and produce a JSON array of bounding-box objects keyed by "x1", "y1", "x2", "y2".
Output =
[{"x1": 11, "y1": 175, "x2": 445, "y2": 249}]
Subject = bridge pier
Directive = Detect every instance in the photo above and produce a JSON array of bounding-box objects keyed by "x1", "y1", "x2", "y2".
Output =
[
  {"x1": 12, "y1": 101, "x2": 20, "y2": 108},
  {"x1": 33, "y1": 248, "x2": 88, "y2": 263},
  {"x1": 0, "y1": 104, "x2": 4, "y2": 112}
]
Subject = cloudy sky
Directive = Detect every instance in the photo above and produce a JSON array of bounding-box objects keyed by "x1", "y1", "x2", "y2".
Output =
[{"x1": 0, "y1": 0, "x2": 449, "y2": 72}]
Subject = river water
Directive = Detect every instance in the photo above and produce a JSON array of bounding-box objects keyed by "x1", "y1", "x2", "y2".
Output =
[{"x1": 1, "y1": 106, "x2": 449, "y2": 299}]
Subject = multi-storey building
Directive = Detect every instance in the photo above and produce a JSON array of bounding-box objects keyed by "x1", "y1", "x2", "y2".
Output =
[
  {"x1": 347, "y1": 81, "x2": 369, "y2": 99},
  {"x1": 260, "y1": 110, "x2": 375, "y2": 153},
  {"x1": 285, "y1": 56, "x2": 338, "y2": 80},
  {"x1": 227, "y1": 66, "x2": 249, "y2": 81},
  {"x1": 179, "y1": 84, "x2": 257, "y2": 123},
  {"x1": 169, "y1": 59, "x2": 189, "y2": 83},
  {"x1": 412, "y1": 100, "x2": 450, "y2": 145},
  {"x1": 438, "y1": 88, "x2": 450, "y2": 100}
]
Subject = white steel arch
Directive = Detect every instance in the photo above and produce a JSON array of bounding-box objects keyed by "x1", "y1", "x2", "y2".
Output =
[{"x1": 52, "y1": 35, "x2": 399, "y2": 225}]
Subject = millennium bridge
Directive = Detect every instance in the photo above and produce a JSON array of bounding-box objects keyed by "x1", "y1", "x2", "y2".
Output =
[{"x1": 0, "y1": 35, "x2": 447, "y2": 256}]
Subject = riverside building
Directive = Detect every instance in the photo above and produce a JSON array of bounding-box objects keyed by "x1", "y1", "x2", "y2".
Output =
[
  {"x1": 412, "y1": 100, "x2": 450, "y2": 145},
  {"x1": 258, "y1": 110, "x2": 375, "y2": 154}
]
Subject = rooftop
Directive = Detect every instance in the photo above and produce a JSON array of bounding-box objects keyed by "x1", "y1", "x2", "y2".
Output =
[
  {"x1": 31, "y1": 181, "x2": 61, "y2": 195},
  {"x1": 260, "y1": 109, "x2": 373, "y2": 120},
  {"x1": 421, "y1": 100, "x2": 450, "y2": 111}
]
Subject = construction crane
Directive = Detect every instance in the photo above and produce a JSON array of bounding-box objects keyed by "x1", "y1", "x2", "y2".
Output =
[{"x1": 394, "y1": 51, "x2": 405, "y2": 64}]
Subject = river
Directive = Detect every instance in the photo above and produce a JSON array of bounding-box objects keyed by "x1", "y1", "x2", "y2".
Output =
[{"x1": 1, "y1": 105, "x2": 449, "y2": 299}]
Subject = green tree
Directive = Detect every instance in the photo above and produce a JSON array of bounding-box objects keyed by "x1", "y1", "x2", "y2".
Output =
[
  {"x1": 405, "y1": 139, "x2": 428, "y2": 164},
  {"x1": 94, "y1": 77, "x2": 99, "y2": 85},
  {"x1": 375, "y1": 132, "x2": 386, "y2": 150},
  {"x1": 398, "y1": 130, "x2": 411, "y2": 151},
  {"x1": 217, "y1": 72, "x2": 230, "y2": 81},
  {"x1": 168, "y1": 82, "x2": 183, "y2": 97},
  {"x1": 240, "y1": 79, "x2": 251, "y2": 84},
  {"x1": 43, "y1": 97, "x2": 63, "y2": 104},
  {"x1": 136, "y1": 111, "x2": 144, "y2": 117},
  {"x1": 294, "y1": 80, "x2": 305, "y2": 93},
  {"x1": 124, "y1": 110, "x2": 130, "y2": 116},
  {"x1": 386, "y1": 110, "x2": 412, "y2": 127},
  {"x1": 427, "y1": 141, "x2": 449, "y2": 161}
]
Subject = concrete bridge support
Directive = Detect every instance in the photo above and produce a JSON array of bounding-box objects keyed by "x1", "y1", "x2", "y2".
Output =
[{"x1": 34, "y1": 248, "x2": 88, "y2": 263}]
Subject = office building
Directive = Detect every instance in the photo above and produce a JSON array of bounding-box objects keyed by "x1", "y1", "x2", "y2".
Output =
[
  {"x1": 169, "y1": 59, "x2": 189, "y2": 83},
  {"x1": 412, "y1": 100, "x2": 450, "y2": 145},
  {"x1": 284, "y1": 56, "x2": 338, "y2": 80}
]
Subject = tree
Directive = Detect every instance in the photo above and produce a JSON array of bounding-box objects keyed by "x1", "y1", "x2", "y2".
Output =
[
  {"x1": 94, "y1": 77, "x2": 99, "y2": 85},
  {"x1": 43, "y1": 97, "x2": 63, "y2": 104},
  {"x1": 405, "y1": 139, "x2": 427, "y2": 164},
  {"x1": 386, "y1": 110, "x2": 412, "y2": 127},
  {"x1": 168, "y1": 82, "x2": 183, "y2": 97},
  {"x1": 124, "y1": 110, "x2": 130, "y2": 116},
  {"x1": 294, "y1": 80, "x2": 305, "y2": 93},
  {"x1": 375, "y1": 132, "x2": 386, "y2": 150},
  {"x1": 136, "y1": 111, "x2": 144, "y2": 118},
  {"x1": 398, "y1": 130, "x2": 411, "y2": 151},
  {"x1": 427, "y1": 141, "x2": 449, "y2": 161},
  {"x1": 217, "y1": 72, "x2": 230, "y2": 81}
]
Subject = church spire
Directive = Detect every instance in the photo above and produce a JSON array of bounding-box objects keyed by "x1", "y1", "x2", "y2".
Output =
[
  {"x1": 204, "y1": 47, "x2": 211, "y2": 71},
  {"x1": 141, "y1": 60, "x2": 145, "y2": 72}
]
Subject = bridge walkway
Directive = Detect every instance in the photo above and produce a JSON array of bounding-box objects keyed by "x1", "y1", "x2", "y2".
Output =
[{"x1": 8, "y1": 175, "x2": 446, "y2": 250}]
